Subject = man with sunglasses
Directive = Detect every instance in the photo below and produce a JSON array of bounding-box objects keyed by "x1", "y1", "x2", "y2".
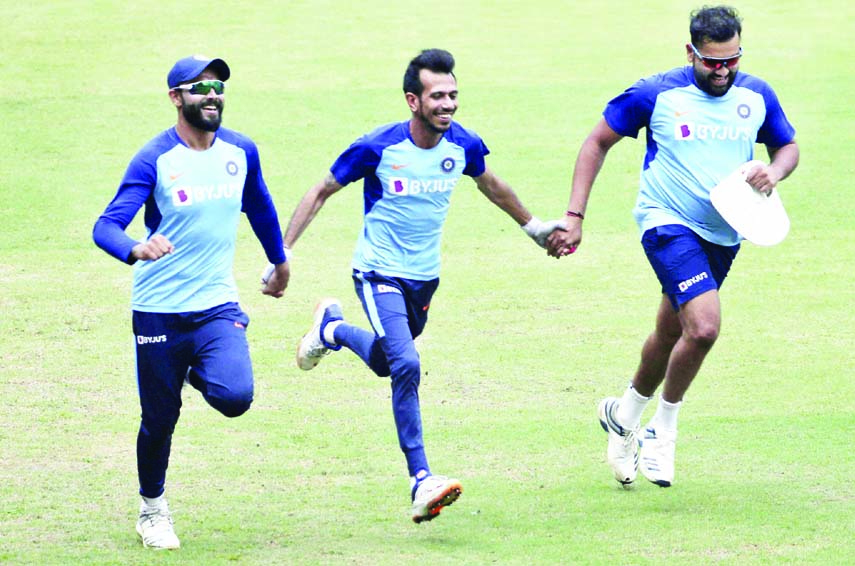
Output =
[
  {"x1": 547, "y1": 6, "x2": 799, "y2": 487},
  {"x1": 93, "y1": 55, "x2": 290, "y2": 549}
]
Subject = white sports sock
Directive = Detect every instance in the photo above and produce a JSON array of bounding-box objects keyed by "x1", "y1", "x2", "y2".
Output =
[
  {"x1": 616, "y1": 384, "x2": 652, "y2": 430},
  {"x1": 323, "y1": 320, "x2": 343, "y2": 345},
  {"x1": 141, "y1": 495, "x2": 167, "y2": 511},
  {"x1": 652, "y1": 396, "x2": 682, "y2": 432}
]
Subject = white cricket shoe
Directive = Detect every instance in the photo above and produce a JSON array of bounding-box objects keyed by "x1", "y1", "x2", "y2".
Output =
[
  {"x1": 598, "y1": 397, "x2": 639, "y2": 486},
  {"x1": 411, "y1": 475, "x2": 463, "y2": 523},
  {"x1": 296, "y1": 298, "x2": 343, "y2": 370},
  {"x1": 136, "y1": 499, "x2": 180, "y2": 550},
  {"x1": 639, "y1": 424, "x2": 677, "y2": 487}
]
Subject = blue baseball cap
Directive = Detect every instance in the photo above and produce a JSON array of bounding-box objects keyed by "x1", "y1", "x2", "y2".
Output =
[{"x1": 167, "y1": 55, "x2": 230, "y2": 88}]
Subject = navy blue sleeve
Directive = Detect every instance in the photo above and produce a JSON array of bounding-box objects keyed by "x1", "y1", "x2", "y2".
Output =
[
  {"x1": 239, "y1": 138, "x2": 286, "y2": 264},
  {"x1": 752, "y1": 80, "x2": 796, "y2": 147},
  {"x1": 459, "y1": 127, "x2": 490, "y2": 178},
  {"x1": 603, "y1": 76, "x2": 659, "y2": 139},
  {"x1": 330, "y1": 135, "x2": 382, "y2": 186},
  {"x1": 92, "y1": 149, "x2": 158, "y2": 264}
]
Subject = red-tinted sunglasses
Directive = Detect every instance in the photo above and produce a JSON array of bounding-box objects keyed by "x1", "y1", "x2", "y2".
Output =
[{"x1": 690, "y1": 44, "x2": 743, "y2": 70}]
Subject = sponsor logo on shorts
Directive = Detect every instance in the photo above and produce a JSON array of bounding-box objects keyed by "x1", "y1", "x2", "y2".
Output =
[
  {"x1": 376, "y1": 284, "x2": 401, "y2": 295},
  {"x1": 678, "y1": 272, "x2": 709, "y2": 292},
  {"x1": 137, "y1": 334, "x2": 167, "y2": 345}
]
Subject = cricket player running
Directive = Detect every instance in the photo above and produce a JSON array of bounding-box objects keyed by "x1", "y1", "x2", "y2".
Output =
[
  {"x1": 547, "y1": 6, "x2": 799, "y2": 488},
  {"x1": 281, "y1": 49, "x2": 563, "y2": 522},
  {"x1": 93, "y1": 55, "x2": 289, "y2": 549}
]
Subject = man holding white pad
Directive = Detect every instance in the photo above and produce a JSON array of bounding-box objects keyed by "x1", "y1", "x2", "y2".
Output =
[{"x1": 547, "y1": 6, "x2": 799, "y2": 487}]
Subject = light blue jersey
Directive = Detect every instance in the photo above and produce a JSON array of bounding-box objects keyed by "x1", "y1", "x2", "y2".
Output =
[
  {"x1": 604, "y1": 66, "x2": 796, "y2": 246},
  {"x1": 331, "y1": 121, "x2": 489, "y2": 280},
  {"x1": 93, "y1": 127, "x2": 285, "y2": 313}
]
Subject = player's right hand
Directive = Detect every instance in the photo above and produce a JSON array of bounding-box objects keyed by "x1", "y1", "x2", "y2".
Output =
[
  {"x1": 131, "y1": 234, "x2": 174, "y2": 261},
  {"x1": 261, "y1": 262, "x2": 290, "y2": 298},
  {"x1": 546, "y1": 219, "x2": 581, "y2": 258}
]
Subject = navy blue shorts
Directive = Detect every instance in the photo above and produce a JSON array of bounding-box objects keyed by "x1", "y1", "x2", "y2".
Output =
[{"x1": 641, "y1": 225, "x2": 740, "y2": 311}]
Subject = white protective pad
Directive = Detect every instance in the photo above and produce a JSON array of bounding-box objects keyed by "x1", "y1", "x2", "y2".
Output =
[{"x1": 710, "y1": 160, "x2": 790, "y2": 246}]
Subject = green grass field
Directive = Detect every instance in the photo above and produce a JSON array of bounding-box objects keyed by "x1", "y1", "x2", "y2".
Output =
[{"x1": 1, "y1": 1, "x2": 852, "y2": 564}]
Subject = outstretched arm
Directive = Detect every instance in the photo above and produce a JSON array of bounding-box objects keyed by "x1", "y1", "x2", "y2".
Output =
[
  {"x1": 472, "y1": 167, "x2": 532, "y2": 226},
  {"x1": 260, "y1": 172, "x2": 344, "y2": 296},
  {"x1": 547, "y1": 118, "x2": 624, "y2": 257},
  {"x1": 473, "y1": 167, "x2": 566, "y2": 249},
  {"x1": 283, "y1": 172, "x2": 345, "y2": 249}
]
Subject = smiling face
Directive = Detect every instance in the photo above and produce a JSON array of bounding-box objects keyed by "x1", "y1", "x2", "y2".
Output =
[
  {"x1": 688, "y1": 35, "x2": 741, "y2": 97},
  {"x1": 407, "y1": 69, "x2": 458, "y2": 143},
  {"x1": 170, "y1": 68, "x2": 225, "y2": 132}
]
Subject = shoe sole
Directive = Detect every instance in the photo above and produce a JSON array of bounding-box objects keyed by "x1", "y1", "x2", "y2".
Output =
[
  {"x1": 295, "y1": 336, "x2": 322, "y2": 370},
  {"x1": 295, "y1": 299, "x2": 341, "y2": 370},
  {"x1": 412, "y1": 481, "x2": 463, "y2": 524}
]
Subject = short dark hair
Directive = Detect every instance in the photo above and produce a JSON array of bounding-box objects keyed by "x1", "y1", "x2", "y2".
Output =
[
  {"x1": 403, "y1": 49, "x2": 456, "y2": 96},
  {"x1": 690, "y1": 5, "x2": 742, "y2": 47}
]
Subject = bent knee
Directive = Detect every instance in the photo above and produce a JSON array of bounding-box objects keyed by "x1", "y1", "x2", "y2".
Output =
[
  {"x1": 209, "y1": 389, "x2": 253, "y2": 418},
  {"x1": 685, "y1": 324, "x2": 720, "y2": 348},
  {"x1": 374, "y1": 367, "x2": 392, "y2": 378}
]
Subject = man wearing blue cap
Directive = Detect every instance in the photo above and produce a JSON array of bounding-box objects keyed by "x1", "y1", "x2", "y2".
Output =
[{"x1": 93, "y1": 55, "x2": 290, "y2": 549}]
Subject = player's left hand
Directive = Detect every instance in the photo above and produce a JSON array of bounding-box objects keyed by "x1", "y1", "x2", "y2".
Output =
[
  {"x1": 745, "y1": 163, "x2": 779, "y2": 196},
  {"x1": 522, "y1": 217, "x2": 567, "y2": 249},
  {"x1": 261, "y1": 261, "x2": 290, "y2": 298}
]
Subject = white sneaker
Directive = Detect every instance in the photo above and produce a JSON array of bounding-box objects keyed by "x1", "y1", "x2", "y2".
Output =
[
  {"x1": 639, "y1": 424, "x2": 677, "y2": 487},
  {"x1": 598, "y1": 397, "x2": 639, "y2": 486},
  {"x1": 411, "y1": 475, "x2": 462, "y2": 523},
  {"x1": 296, "y1": 298, "x2": 343, "y2": 371},
  {"x1": 136, "y1": 499, "x2": 180, "y2": 550}
]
